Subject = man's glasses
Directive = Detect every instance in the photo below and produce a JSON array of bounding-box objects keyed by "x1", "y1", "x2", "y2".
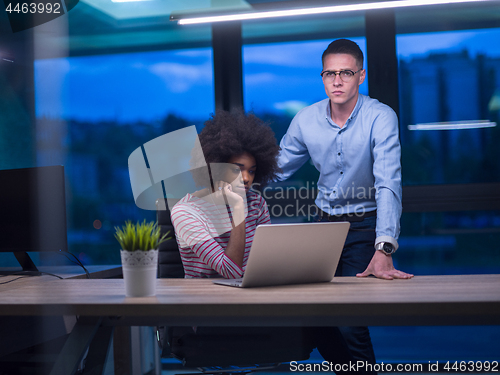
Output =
[{"x1": 320, "y1": 69, "x2": 363, "y2": 83}]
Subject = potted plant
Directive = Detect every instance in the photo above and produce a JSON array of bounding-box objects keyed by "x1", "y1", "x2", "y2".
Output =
[{"x1": 115, "y1": 220, "x2": 170, "y2": 297}]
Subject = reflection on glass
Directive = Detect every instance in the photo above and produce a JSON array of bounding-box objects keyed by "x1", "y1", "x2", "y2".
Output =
[
  {"x1": 399, "y1": 210, "x2": 500, "y2": 275},
  {"x1": 397, "y1": 28, "x2": 500, "y2": 185},
  {"x1": 171, "y1": 163, "x2": 248, "y2": 239},
  {"x1": 127, "y1": 125, "x2": 248, "y2": 235},
  {"x1": 34, "y1": 48, "x2": 214, "y2": 264}
]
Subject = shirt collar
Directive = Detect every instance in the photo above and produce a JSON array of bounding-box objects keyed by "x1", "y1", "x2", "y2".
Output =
[
  {"x1": 350, "y1": 94, "x2": 364, "y2": 120},
  {"x1": 325, "y1": 94, "x2": 364, "y2": 127}
]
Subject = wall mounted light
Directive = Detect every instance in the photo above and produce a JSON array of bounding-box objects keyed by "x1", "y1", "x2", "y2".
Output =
[
  {"x1": 111, "y1": 0, "x2": 153, "y2": 3},
  {"x1": 408, "y1": 120, "x2": 497, "y2": 131}
]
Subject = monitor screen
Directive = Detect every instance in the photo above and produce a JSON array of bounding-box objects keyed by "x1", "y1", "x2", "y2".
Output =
[{"x1": 0, "y1": 165, "x2": 68, "y2": 274}]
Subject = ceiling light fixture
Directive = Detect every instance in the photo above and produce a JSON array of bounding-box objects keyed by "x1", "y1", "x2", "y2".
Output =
[
  {"x1": 174, "y1": 0, "x2": 493, "y2": 25},
  {"x1": 408, "y1": 120, "x2": 497, "y2": 131},
  {"x1": 111, "y1": 0, "x2": 153, "y2": 3}
]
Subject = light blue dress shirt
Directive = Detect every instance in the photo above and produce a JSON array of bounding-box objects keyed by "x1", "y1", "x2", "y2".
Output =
[{"x1": 277, "y1": 94, "x2": 402, "y2": 249}]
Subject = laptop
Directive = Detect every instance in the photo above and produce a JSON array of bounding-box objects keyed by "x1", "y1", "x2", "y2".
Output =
[{"x1": 213, "y1": 221, "x2": 350, "y2": 288}]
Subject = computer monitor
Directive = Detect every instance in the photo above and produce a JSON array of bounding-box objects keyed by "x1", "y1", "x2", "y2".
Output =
[{"x1": 0, "y1": 165, "x2": 68, "y2": 275}]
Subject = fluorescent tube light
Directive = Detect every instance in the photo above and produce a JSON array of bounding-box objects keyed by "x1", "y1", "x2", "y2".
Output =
[
  {"x1": 408, "y1": 120, "x2": 497, "y2": 131},
  {"x1": 175, "y1": 0, "x2": 493, "y2": 25}
]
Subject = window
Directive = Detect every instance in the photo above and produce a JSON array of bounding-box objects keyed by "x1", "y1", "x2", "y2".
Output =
[
  {"x1": 396, "y1": 28, "x2": 500, "y2": 274},
  {"x1": 34, "y1": 48, "x2": 214, "y2": 264},
  {"x1": 397, "y1": 28, "x2": 500, "y2": 185}
]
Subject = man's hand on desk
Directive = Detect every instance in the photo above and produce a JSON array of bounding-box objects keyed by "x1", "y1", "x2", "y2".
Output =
[{"x1": 356, "y1": 250, "x2": 414, "y2": 280}]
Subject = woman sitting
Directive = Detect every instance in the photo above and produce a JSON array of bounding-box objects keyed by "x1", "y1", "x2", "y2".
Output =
[{"x1": 171, "y1": 110, "x2": 280, "y2": 279}]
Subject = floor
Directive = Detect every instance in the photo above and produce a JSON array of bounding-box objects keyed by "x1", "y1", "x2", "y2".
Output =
[{"x1": 161, "y1": 326, "x2": 500, "y2": 375}]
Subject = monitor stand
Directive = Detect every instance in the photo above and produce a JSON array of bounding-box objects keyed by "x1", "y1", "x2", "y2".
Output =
[{"x1": 0, "y1": 252, "x2": 42, "y2": 276}]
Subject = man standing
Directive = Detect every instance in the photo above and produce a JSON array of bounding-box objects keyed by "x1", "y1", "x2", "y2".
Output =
[{"x1": 276, "y1": 39, "x2": 413, "y2": 368}]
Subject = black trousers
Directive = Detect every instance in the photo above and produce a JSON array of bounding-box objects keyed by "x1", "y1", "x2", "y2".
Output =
[
  {"x1": 315, "y1": 212, "x2": 378, "y2": 374},
  {"x1": 168, "y1": 325, "x2": 356, "y2": 373}
]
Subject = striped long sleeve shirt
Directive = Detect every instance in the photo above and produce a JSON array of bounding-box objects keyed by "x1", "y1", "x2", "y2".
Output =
[{"x1": 171, "y1": 191, "x2": 271, "y2": 279}]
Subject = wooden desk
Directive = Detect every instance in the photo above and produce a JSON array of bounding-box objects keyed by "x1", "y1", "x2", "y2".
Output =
[
  {"x1": 1, "y1": 274, "x2": 499, "y2": 326},
  {"x1": 0, "y1": 266, "x2": 122, "y2": 374},
  {"x1": 0, "y1": 265, "x2": 122, "y2": 292},
  {"x1": 1, "y1": 274, "x2": 499, "y2": 375}
]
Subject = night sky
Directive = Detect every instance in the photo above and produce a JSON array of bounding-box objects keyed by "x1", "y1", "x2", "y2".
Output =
[{"x1": 35, "y1": 28, "x2": 500, "y2": 123}]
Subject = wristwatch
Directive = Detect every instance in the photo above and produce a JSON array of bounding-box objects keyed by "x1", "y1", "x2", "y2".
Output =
[{"x1": 375, "y1": 242, "x2": 396, "y2": 256}]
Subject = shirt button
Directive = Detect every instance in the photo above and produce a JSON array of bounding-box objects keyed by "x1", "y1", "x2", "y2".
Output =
[
  {"x1": 338, "y1": 152, "x2": 341, "y2": 156},
  {"x1": 340, "y1": 171, "x2": 343, "y2": 174}
]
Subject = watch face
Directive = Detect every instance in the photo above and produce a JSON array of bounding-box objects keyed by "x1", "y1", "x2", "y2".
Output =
[{"x1": 383, "y1": 243, "x2": 395, "y2": 254}]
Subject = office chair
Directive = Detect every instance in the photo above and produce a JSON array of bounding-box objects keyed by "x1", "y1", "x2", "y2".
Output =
[
  {"x1": 157, "y1": 199, "x2": 185, "y2": 279},
  {"x1": 156, "y1": 199, "x2": 313, "y2": 374}
]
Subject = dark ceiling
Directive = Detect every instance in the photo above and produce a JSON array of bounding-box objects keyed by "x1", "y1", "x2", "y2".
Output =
[{"x1": 7, "y1": 0, "x2": 500, "y2": 58}]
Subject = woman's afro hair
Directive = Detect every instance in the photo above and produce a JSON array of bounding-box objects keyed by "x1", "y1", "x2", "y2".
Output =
[{"x1": 199, "y1": 110, "x2": 281, "y2": 186}]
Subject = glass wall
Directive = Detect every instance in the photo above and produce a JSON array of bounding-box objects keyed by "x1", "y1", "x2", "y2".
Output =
[
  {"x1": 2, "y1": 3, "x2": 499, "y2": 369},
  {"x1": 396, "y1": 27, "x2": 500, "y2": 275},
  {"x1": 34, "y1": 48, "x2": 214, "y2": 265}
]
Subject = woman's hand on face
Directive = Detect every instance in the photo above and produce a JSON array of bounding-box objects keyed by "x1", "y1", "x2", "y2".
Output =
[{"x1": 213, "y1": 181, "x2": 245, "y2": 207}]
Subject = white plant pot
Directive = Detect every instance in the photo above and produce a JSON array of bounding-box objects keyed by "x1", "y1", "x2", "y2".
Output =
[{"x1": 120, "y1": 249, "x2": 158, "y2": 297}]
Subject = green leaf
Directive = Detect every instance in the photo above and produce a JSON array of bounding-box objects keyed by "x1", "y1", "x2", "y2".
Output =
[{"x1": 114, "y1": 219, "x2": 171, "y2": 251}]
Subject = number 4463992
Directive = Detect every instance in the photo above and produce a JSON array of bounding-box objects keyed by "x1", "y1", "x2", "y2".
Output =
[
  {"x1": 444, "y1": 361, "x2": 498, "y2": 372},
  {"x1": 5, "y1": 2, "x2": 61, "y2": 14}
]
